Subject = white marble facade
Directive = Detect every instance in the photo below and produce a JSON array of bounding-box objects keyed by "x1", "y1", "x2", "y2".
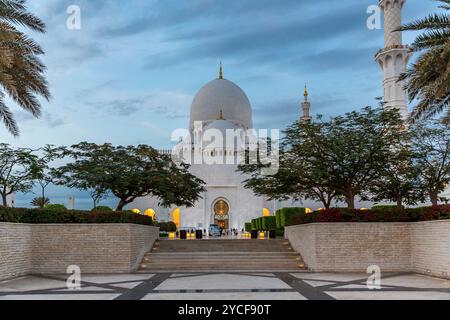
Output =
[{"x1": 132, "y1": 72, "x2": 273, "y2": 230}]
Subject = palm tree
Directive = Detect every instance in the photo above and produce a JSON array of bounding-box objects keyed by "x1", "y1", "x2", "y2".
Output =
[
  {"x1": 397, "y1": 0, "x2": 450, "y2": 123},
  {"x1": 31, "y1": 196, "x2": 50, "y2": 208},
  {"x1": 0, "y1": 0, "x2": 49, "y2": 136}
]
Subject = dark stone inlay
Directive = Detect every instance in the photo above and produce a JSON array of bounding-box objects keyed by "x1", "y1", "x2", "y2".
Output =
[
  {"x1": 275, "y1": 273, "x2": 335, "y2": 300},
  {"x1": 115, "y1": 273, "x2": 171, "y2": 300}
]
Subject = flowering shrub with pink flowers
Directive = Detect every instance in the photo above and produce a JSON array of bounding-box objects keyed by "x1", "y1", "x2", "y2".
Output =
[{"x1": 288, "y1": 205, "x2": 450, "y2": 226}]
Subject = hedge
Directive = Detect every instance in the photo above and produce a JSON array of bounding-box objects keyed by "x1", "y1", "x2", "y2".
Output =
[
  {"x1": 276, "y1": 207, "x2": 306, "y2": 228},
  {"x1": 288, "y1": 205, "x2": 450, "y2": 226},
  {"x1": 91, "y1": 206, "x2": 113, "y2": 212},
  {"x1": 245, "y1": 222, "x2": 252, "y2": 232},
  {"x1": 0, "y1": 207, "x2": 154, "y2": 226},
  {"x1": 275, "y1": 210, "x2": 281, "y2": 229},
  {"x1": 251, "y1": 219, "x2": 257, "y2": 230},
  {"x1": 262, "y1": 216, "x2": 276, "y2": 231},
  {"x1": 157, "y1": 221, "x2": 177, "y2": 232}
]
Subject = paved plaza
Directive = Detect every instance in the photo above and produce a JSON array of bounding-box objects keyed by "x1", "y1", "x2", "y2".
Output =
[{"x1": 1, "y1": 272, "x2": 450, "y2": 300}]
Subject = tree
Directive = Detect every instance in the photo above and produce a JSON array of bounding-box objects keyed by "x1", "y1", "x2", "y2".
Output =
[
  {"x1": 0, "y1": 143, "x2": 42, "y2": 207},
  {"x1": 369, "y1": 148, "x2": 424, "y2": 208},
  {"x1": 54, "y1": 142, "x2": 205, "y2": 211},
  {"x1": 396, "y1": 0, "x2": 450, "y2": 123},
  {"x1": 31, "y1": 196, "x2": 49, "y2": 208},
  {"x1": 411, "y1": 120, "x2": 450, "y2": 206},
  {"x1": 239, "y1": 107, "x2": 408, "y2": 209},
  {"x1": 0, "y1": 0, "x2": 50, "y2": 136},
  {"x1": 34, "y1": 145, "x2": 65, "y2": 205},
  {"x1": 239, "y1": 127, "x2": 341, "y2": 209}
]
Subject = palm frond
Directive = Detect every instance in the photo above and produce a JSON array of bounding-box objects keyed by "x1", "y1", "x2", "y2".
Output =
[
  {"x1": 396, "y1": 13, "x2": 449, "y2": 32},
  {"x1": 0, "y1": 0, "x2": 45, "y2": 32},
  {"x1": 0, "y1": 94, "x2": 19, "y2": 136},
  {"x1": 411, "y1": 30, "x2": 450, "y2": 51}
]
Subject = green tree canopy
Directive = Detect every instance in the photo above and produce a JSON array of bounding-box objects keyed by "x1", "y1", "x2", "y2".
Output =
[
  {"x1": 0, "y1": 143, "x2": 42, "y2": 207},
  {"x1": 411, "y1": 120, "x2": 450, "y2": 205},
  {"x1": 239, "y1": 107, "x2": 409, "y2": 209},
  {"x1": 53, "y1": 142, "x2": 205, "y2": 211}
]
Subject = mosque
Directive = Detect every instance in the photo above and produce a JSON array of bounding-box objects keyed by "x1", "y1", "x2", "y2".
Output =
[
  {"x1": 131, "y1": 0, "x2": 449, "y2": 230},
  {"x1": 132, "y1": 64, "x2": 283, "y2": 230}
]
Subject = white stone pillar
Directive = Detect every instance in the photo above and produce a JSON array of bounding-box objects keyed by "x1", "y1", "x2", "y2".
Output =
[{"x1": 375, "y1": 0, "x2": 411, "y2": 120}]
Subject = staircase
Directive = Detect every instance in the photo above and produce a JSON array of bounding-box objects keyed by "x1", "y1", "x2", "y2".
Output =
[{"x1": 138, "y1": 239, "x2": 307, "y2": 273}]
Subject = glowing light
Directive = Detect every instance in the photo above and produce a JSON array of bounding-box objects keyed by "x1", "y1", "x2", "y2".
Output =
[
  {"x1": 144, "y1": 208, "x2": 156, "y2": 219},
  {"x1": 173, "y1": 208, "x2": 180, "y2": 228},
  {"x1": 360, "y1": 208, "x2": 369, "y2": 211},
  {"x1": 305, "y1": 208, "x2": 313, "y2": 214},
  {"x1": 131, "y1": 208, "x2": 141, "y2": 214},
  {"x1": 263, "y1": 208, "x2": 271, "y2": 217}
]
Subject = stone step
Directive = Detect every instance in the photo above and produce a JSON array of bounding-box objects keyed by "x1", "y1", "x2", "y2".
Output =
[{"x1": 139, "y1": 239, "x2": 306, "y2": 272}]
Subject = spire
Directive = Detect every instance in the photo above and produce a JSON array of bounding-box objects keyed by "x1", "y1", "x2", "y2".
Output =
[
  {"x1": 218, "y1": 109, "x2": 225, "y2": 120},
  {"x1": 301, "y1": 85, "x2": 312, "y2": 123},
  {"x1": 219, "y1": 62, "x2": 223, "y2": 80}
]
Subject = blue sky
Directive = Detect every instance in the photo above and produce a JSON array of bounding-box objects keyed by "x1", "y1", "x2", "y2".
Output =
[{"x1": 1, "y1": 0, "x2": 440, "y2": 209}]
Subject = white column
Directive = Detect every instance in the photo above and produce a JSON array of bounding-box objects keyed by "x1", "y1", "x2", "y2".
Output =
[{"x1": 375, "y1": 0, "x2": 411, "y2": 120}]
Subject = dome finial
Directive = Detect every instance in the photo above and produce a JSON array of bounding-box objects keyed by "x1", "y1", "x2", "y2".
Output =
[
  {"x1": 304, "y1": 84, "x2": 309, "y2": 100},
  {"x1": 219, "y1": 62, "x2": 223, "y2": 80},
  {"x1": 218, "y1": 109, "x2": 225, "y2": 120}
]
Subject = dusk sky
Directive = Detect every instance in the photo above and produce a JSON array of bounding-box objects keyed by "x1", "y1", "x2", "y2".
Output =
[{"x1": 1, "y1": 0, "x2": 441, "y2": 209}]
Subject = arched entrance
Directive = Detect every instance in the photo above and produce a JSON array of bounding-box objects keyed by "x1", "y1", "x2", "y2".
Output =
[{"x1": 213, "y1": 199, "x2": 229, "y2": 230}]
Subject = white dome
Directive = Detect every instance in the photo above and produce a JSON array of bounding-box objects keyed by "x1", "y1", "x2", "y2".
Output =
[{"x1": 190, "y1": 79, "x2": 253, "y2": 131}]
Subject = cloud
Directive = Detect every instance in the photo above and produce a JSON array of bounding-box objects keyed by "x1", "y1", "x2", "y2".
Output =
[
  {"x1": 143, "y1": 3, "x2": 373, "y2": 71},
  {"x1": 44, "y1": 112, "x2": 66, "y2": 128},
  {"x1": 86, "y1": 98, "x2": 144, "y2": 117},
  {"x1": 15, "y1": 110, "x2": 65, "y2": 128}
]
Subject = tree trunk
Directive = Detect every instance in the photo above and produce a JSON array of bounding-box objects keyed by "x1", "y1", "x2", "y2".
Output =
[
  {"x1": 116, "y1": 200, "x2": 128, "y2": 212},
  {"x1": 2, "y1": 192, "x2": 7, "y2": 208},
  {"x1": 346, "y1": 192, "x2": 355, "y2": 209},
  {"x1": 396, "y1": 196, "x2": 403, "y2": 209},
  {"x1": 430, "y1": 192, "x2": 439, "y2": 206}
]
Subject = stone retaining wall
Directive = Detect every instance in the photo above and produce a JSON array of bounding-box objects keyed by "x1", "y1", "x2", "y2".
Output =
[
  {"x1": 286, "y1": 220, "x2": 450, "y2": 279},
  {"x1": 0, "y1": 223, "x2": 158, "y2": 281}
]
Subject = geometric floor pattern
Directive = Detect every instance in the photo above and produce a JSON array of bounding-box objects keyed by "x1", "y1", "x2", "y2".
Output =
[{"x1": 1, "y1": 273, "x2": 450, "y2": 300}]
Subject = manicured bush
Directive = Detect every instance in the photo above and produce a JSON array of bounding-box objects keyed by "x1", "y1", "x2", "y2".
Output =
[
  {"x1": 157, "y1": 221, "x2": 177, "y2": 232},
  {"x1": 92, "y1": 206, "x2": 113, "y2": 212},
  {"x1": 279, "y1": 207, "x2": 307, "y2": 227},
  {"x1": 251, "y1": 219, "x2": 257, "y2": 230},
  {"x1": 285, "y1": 205, "x2": 450, "y2": 226},
  {"x1": 257, "y1": 217, "x2": 264, "y2": 231},
  {"x1": 372, "y1": 205, "x2": 402, "y2": 210},
  {"x1": 276, "y1": 229, "x2": 284, "y2": 238},
  {"x1": 0, "y1": 207, "x2": 153, "y2": 226},
  {"x1": 245, "y1": 222, "x2": 252, "y2": 233},
  {"x1": 262, "y1": 216, "x2": 276, "y2": 231},
  {"x1": 44, "y1": 204, "x2": 67, "y2": 211},
  {"x1": 275, "y1": 210, "x2": 281, "y2": 229}
]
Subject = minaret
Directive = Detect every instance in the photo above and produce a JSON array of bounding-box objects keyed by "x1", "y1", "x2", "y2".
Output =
[
  {"x1": 375, "y1": 0, "x2": 411, "y2": 120},
  {"x1": 219, "y1": 62, "x2": 223, "y2": 80},
  {"x1": 301, "y1": 85, "x2": 312, "y2": 123}
]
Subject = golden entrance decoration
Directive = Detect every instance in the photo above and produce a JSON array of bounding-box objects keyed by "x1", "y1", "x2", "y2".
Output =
[{"x1": 214, "y1": 200, "x2": 229, "y2": 229}]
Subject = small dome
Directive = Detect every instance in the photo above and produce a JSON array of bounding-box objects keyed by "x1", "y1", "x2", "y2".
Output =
[
  {"x1": 190, "y1": 79, "x2": 253, "y2": 131},
  {"x1": 205, "y1": 119, "x2": 242, "y2": 134}
]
